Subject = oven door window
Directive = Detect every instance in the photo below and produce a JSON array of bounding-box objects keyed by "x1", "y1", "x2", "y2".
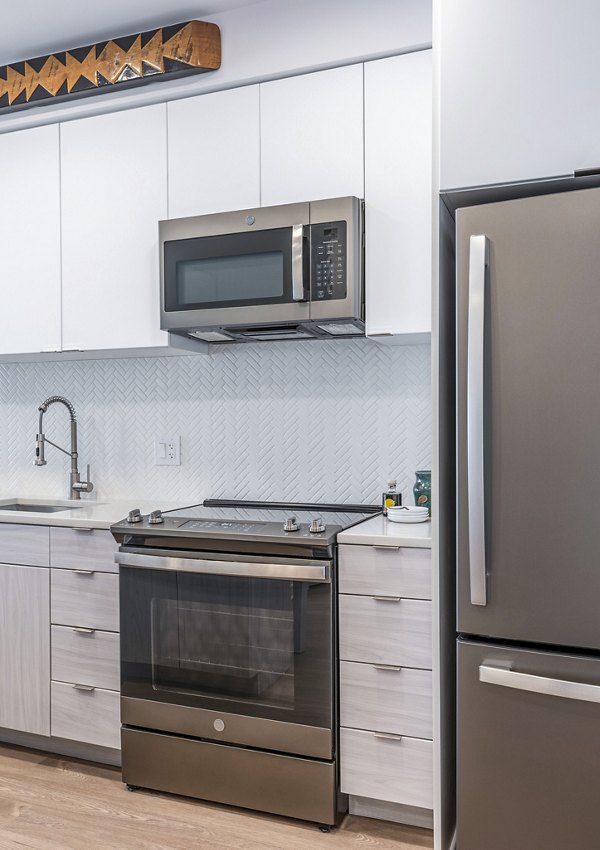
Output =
[
  {"x1": 120, "y1": 568, "x2": 332, "y2": 729},
  {"x1": 163, "y1": 227, "x2": 303, "y2": 311}
]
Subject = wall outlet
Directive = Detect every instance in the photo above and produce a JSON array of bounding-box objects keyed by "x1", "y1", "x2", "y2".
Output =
[{"x1": 154, "y1": 435, "x2": 181, "y2": 466}]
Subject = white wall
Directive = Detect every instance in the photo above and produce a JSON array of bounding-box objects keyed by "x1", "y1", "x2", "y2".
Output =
[
  {"x1": 0, "y1": 0, "x2": 432, "y2": 134},
  {"x1": 0, "y1": 340, "x2": 432, "y2": 506}
]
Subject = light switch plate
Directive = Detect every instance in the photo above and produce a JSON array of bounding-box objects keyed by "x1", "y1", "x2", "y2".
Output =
[{"x1": 154, "y1": 434, "x2": 181, "y2": 466}]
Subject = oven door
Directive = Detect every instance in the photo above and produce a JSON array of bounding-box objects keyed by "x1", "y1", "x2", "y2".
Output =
[
  {"x1": 117, "y1": 548, "x2": 334, "y2": 759},
  {"x1": 160, "y1": 202, "x2": 311, "y2": 333}
]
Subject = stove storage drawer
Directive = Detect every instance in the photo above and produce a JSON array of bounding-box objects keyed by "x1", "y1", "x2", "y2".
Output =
[
  {"x1": 51, "y1": 625, "x2": 120, "y2": 691},
  {"x1": 340, "y1": 728, "x2": 433, "y2": 809},
  {"x1": 51, "y1": 568, "x2": 119, "y2": 632},
  {"x1": 51, "y1": 680, "x2": 120, "y2": 749},
  {"x1": 339, "y1": 595, "x2": 432, "y2": 669},
  {"x1": 339, "y1": 544, "x2": 431, "y2": 600},
  {"x1": 50, "y1": 527, "x2": 118, "y2": 573},
  {"x1": 340, "y1": 661, "x2": 433, "y2": 739}
]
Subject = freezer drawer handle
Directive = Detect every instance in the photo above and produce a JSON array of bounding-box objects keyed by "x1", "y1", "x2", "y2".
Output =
[
  {"x1": 480, "y1": 665, "x2": 600, "y2": 704},
  {"x1": 467, "y1": 234, "x2": 489, "y2": 606},
  {"x1": 372, "y1": 596, "x2": 402, "y2": 602}
]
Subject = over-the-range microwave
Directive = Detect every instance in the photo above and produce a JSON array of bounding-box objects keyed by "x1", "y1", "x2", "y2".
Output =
[{"x1": 159, "y1": 196, "x2": 364, "y2": 343}]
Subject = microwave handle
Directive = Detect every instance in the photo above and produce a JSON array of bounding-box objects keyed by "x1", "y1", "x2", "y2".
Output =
[{"x1": 291, "y1": 224, "x2": 308, "y2": 302}]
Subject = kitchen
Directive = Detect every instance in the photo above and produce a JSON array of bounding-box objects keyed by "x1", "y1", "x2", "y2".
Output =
[{"x1": 0, "y1": 1, "x2": 597, "y2": 849}]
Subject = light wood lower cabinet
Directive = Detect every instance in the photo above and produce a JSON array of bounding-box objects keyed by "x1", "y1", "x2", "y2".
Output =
[
  {"x1": 0, "y1": 523, "x2": 121, "y2": 754},
  {"x1": 340, "y1": 661, "x2": 432, "y2": 739},
  {"x1": 339, "y1": 543, "x2": 433, "y2": 820},
  {"x1": 51, "y1": 681, "x2": 120, "y2": 749},
  {"x1": 50, "y1": 527, "x2": 118, "y2": 573},
  {"x1": 341, "y1": 729, "x2": 433, "y2": 809},
  {"x1": 339, "y1": 595, "x2": 432, "y2": 669},
  {"x1": 0, "y1": 563, "x2": 50, "y2": 736},
  {"x1": 51, "y1": 626, "x2": 120, "y2": 691},
  {"x1": 51, "y1": 569, "x2": 119, "y2": 631}
]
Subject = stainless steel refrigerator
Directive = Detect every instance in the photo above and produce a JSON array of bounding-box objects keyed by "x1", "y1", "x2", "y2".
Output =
[{"x1": 456, "y1": 186, "x2": 600, "y2": 850}]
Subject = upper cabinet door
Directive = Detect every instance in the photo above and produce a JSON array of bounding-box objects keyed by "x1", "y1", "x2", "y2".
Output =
[
  {"x1": 364, "y1": 51, "x2": 432, "y2": 339},
  {"x1": 260, "y1": 65, "x2": 364, "y2": 206},
  {"x1": 61, "y1": 105, "x2": 168, "y2": 352},
  {"x1": 439, "y1": 1, "x2": 600, "y2": 189},
  {"x1": 168, "y1": 86, "x2": 260, "y2": 219},
  {"x1": 0, "y1": 125, "x2": 61, "y2": 355}
]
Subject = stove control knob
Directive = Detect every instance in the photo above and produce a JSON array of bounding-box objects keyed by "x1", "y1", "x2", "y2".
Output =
[
  {"x1": 148, "y1": 510, "x2": 164, "y2": 525},
  {"x1": 283, "y1": 516, "x2": 299, "y2": 532},
  {"x1": 309, "y1": 518, "x2": 326, "y2": 534},
  {"x1": 127, "y1": 508, "x2": 142, "y2": 524}
]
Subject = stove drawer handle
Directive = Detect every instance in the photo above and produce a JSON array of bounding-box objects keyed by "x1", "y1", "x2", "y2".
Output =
[{"x1": 115, "y1": 551, "x2": 331, "y2": 583}]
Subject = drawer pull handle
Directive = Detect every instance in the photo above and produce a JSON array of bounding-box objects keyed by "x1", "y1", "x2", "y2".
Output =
[
  {"x1": 372, "y1": 545, "x2": 401, "y2": 551},
  {"x1": 373, "y1": 596, "x2": 402, "y2": 602},
  {"x1": 73, "y1": 570, "x2": 95, "y2": 576},
  {"x1": 73, "y1": 683, "x2": 95, "y2": 692},
  {"x1": 73, "y1": 528, "x2": 94, "y2": 533},
  {"x1": 372, "y1": 664, "x2": 403, "y2": 671},
  {"x1": 72, "y1": 627, "x2": 96, "y2": 634},
  {"x1": 373, "y1": 732, "x2": 403, "y2": 741}
]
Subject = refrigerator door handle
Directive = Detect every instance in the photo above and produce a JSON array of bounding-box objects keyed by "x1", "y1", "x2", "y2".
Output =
[
  {"x1": 480, "y1": 665, "x2": 600, "y2": 704},
  {"x1": 467, "y1": 234, "x2": 489, "y2": 606}
]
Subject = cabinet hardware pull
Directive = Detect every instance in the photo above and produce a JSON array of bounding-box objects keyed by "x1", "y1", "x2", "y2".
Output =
[
  {"x1": 73, "y1": 684, "x2": 95, "y2": 692},
  {"x1": 72, "y1": 627, "x2": 96, "y2": 634},
  {"x1": 373, "y1": 596, "x2": 402, "y2": 602},
  {"x1": 73, "y1": 527, "x2": 93, "y2": 533},
  {"x1": 73, "y1": 570, "x2": 95, "y2": 576},
  {"x1": 373, "y1": 732, "x2": 403, "y2": 741},
  {"x1": 372, "y1": 545, "x2": 401, "y2": 550},
  {"x1": 372, "y1": 664, "x2": 403, "y2": 671}
]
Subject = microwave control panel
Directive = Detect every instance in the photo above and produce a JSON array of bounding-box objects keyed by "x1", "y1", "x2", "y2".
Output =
[{"x1": 311, "y1": 221, "x2": 347, "y2": 301}]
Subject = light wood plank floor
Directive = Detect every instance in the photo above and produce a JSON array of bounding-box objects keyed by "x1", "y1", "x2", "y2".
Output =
[{"x1": 0, "y1": 743, "x2": 433, "y2": 850}]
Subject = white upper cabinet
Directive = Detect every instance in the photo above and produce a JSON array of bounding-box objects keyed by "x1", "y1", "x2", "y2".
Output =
[
  {"x1": 364, "y1": 50, "x2": 432, "y2": 339},
  {"x1": 260, "y1": 65, "x2": 364, "y2": 206},
  {"x1": 168, "y1": 86, "x2": 261, "y2": 219},
  {"x1": 0, "y1": 124, "x2": 61, "y2": 355},
  {"x1": 440, "y1": 0, "x2": 600, "y2": 189},
  {"x1": 60, "y1": 105, "x2": 168, "y2": 352}
]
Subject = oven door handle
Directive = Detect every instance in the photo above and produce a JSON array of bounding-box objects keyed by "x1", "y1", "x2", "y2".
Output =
[{"x1": 115, "y1": 551, "x2": 331, "y2": 582}]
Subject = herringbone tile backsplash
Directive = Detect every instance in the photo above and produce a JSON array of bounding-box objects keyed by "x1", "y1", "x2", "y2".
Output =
[{"x1": 0, "y1": 339, "x2": 431, "y2": 506}]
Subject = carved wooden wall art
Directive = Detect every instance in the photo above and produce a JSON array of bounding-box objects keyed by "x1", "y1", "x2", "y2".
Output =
[{"x1": 0, "y1": 21, "x2": 221, "y2": 113}]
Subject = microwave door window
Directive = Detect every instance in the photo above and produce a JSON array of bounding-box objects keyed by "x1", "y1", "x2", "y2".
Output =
[
  {"x1": 164, "y1": 227, "x2": 299, "y2": 311},
  {"x1": 176, "y1": 252, "x2": 284, "y2": 306}
]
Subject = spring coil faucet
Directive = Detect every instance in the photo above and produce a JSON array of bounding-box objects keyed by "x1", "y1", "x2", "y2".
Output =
[{"x1": 35, "y1": 396, "x2": 94, "y2": 499}]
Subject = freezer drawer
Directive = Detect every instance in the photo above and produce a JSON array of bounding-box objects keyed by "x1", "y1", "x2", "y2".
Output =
[{"x1": 458, "y1": 639, "x2": 600, "y2": 850}]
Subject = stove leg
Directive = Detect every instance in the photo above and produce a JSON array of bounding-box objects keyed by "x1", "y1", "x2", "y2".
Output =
[
  {"x1": 318, "y1": 824, "x2": 333, "y2": 833},
  {"x1": 126, "y1": 784, "x2": 140, "y2": 792}
]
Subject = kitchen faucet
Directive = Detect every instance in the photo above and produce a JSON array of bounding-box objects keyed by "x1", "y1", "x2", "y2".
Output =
[{"x1": 34, "y1": 396, "x2": 94, "y2": 499}]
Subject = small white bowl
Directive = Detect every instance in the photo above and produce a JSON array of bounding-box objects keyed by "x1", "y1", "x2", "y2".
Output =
[{"x1": 387, "y1": 513, "x2": 429, "y2": 524}]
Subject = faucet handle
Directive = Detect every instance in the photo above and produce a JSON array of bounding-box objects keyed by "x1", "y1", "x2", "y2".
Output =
[{"x1": 73, "y1": 463, "x2": 94, "y2": 494}]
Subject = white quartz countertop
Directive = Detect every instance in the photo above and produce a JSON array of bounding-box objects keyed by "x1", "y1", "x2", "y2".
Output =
[
  {"x1": 0, "y1": 498, "x2": 191, "y2": 530},
  {"x1": 338, "y1": 515, "x2": 432, "y2": 548}
]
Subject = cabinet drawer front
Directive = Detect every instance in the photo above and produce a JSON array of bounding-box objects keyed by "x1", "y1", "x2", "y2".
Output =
[
  {"x1": 0, "y1": 523, "x2": 49, "y2": 567},
  {"x1": 51, "y1": 569, "x2": 119, "y2": 631},
  {"x1": 340, "y1": 661, "x2": 432, "y2": 739},
  {"x1": 51, "y1": 625, "x2": 120, "y2": 691},
  {"x1": 341, "y1": 728, "x2": 433, "y2": 809},
  {"x1": 339, "y1": 544, "x2": 431, "y2": 599},
  {"x1": 51, "y1": 681, "x2": 120, "y2": 749},
  {"x1": 339, "y1": 596, "x2": 432, "y2": 669},
  {"x1": 50, "y1": 527, "x2": 118, "y2": 572}
]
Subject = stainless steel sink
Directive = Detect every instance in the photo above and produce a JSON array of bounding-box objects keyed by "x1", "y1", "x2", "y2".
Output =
[{"x1": 0, "y1": 503, "x2": 84, "y2": 513}]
